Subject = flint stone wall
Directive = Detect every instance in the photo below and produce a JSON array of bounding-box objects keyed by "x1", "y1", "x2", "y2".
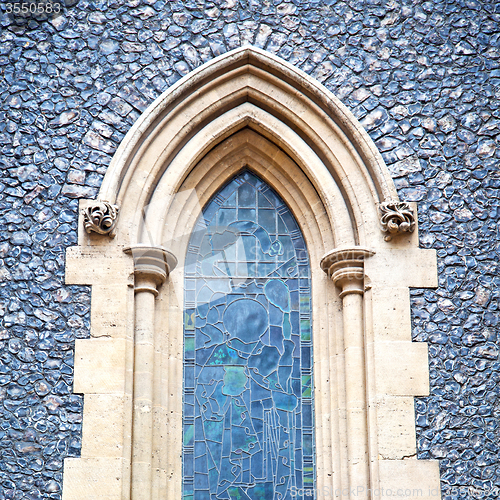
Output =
[{"x1": 0, "y1": 1, "x2": 499, "y2": 499}]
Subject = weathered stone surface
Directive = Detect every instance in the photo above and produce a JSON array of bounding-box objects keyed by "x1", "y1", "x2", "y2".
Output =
[{"x1": 387, "y1": 155, "x2": 422, "y2": 179}]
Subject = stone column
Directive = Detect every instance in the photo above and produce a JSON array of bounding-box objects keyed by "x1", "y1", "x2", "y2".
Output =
[
  {"x1": 321, "y1": 247, "x2": 374, "y2": 499},
  {"x1": 124, "y1": 245, "x2": 177, "y2": 500}
]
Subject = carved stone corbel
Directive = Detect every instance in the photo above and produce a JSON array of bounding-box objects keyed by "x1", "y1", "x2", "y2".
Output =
[
  {"x1": 82, "y1": 201, "x2": 119, "y2": 237},
  {"x1": 379, "y1": 201, "x2": 415, "y2": 241}
]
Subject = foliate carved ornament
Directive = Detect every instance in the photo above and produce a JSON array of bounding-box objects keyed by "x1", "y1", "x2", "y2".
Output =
[
  {"x1": 379, "y1": 200, "x2": 415, "y2": 241},
  {"x1": 82, "y1": 201, "x2": 119, "y2": 237}
]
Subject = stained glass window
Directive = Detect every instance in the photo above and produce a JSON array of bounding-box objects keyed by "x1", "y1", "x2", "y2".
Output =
[{"x1": 182, "y1": 171, "x2": 315, "y2": 500}]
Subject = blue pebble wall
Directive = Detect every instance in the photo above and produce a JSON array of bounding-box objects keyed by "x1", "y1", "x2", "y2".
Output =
[{"x1": 0, "y1": 1, "x2": 499, "y2": 499}]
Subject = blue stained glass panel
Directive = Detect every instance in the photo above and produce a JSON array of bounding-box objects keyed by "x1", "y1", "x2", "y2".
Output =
[{"x1": 183, "y1": 171, "x2": 315, "y2": 500}]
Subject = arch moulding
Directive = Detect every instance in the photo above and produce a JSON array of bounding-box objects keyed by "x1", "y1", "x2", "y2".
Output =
[{"x1": 62, "y1": 47, "x2": 441, "y2": 500}]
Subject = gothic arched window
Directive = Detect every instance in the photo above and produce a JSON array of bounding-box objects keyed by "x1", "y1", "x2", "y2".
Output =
[
  {"x1": 182, "y1": 171, "x2": 314, "y2": 499},
  {"x1": 62, "y1": 48, "x2": 440, "y2": 500}
]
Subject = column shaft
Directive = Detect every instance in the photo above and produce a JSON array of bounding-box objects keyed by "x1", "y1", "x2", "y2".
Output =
[
  {"x1": 342, "y1": 292, "x2": 369, "y2": 496},
  {"x1": 131, "y1": 279, "x2": 157, "y2": 500},
  {"x1": 321, "y1": 247, "x2": 374, "y2": 500},
  {"x1": 124, "y1": 245, "x2": 177, "y2": 500}
]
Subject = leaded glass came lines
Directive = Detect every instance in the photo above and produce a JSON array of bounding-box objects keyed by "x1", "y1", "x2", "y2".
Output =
[{"x1": 182, "y1": 171, "x2": 315, "y2": 500}]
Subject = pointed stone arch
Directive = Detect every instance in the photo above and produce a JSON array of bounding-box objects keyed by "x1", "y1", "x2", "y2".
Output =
[{"x1": 63, "y1": 47, "x2": 441, "y2": 500}]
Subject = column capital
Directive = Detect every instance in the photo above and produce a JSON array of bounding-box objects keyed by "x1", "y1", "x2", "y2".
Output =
[
  {"x1": 320, "y1": 247, "x2": 374, "y2": 298},
  {"x1": 124, "y1": 245, "x2": 177, "y2": 296}
]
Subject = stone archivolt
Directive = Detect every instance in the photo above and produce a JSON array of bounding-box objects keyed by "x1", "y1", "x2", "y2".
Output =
[{"x1": 62, "y1": 47, "x2": 441, "y2": 500}]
